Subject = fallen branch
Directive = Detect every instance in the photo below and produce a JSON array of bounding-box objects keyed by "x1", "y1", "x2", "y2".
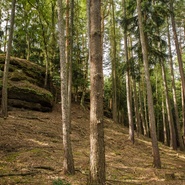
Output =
[
  {"x1": 0, "y1": 171, "x2": 38, "y2": 178},
  {"x1": 33, "y1": 166, "x2": 55, "y2": 171},
  {"x1": 18, "y1": 115, "x2": 45, "y2": 122}
]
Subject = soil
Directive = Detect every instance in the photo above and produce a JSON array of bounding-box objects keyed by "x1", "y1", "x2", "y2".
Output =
[{"x1": 0, "y1": 103, "x2": 185, "y2": 185}]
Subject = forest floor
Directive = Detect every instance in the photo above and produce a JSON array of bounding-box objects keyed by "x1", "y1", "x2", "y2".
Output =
[{"x1": 0, "y1": 103, "x2": 185, "y2": 185}]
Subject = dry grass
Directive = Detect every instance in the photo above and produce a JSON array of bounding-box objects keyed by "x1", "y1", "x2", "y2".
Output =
[{"x1": 0, "y1": 103, "x2": 185, "y2": 185}]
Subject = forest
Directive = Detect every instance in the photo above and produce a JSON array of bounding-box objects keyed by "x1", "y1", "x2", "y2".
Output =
[{"x1": 0, "y1": 0, "x2": 185, "y2": 184}]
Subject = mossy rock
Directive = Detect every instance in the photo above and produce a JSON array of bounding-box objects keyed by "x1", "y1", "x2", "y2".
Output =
[
  {"x1": 0, "y1": 55, "x2": 45, "y2": 87},
  {"x1": 0, "y1": 55, "x2": 54, "y2": 111}
]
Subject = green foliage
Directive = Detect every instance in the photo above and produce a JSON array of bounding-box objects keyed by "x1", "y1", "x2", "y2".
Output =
[
  {"x1": 104, "y1": 77, "x2": 112, "y2": 108},
  {"x1": 52, "y1": 178, "x2": 70, "y2": 185}
]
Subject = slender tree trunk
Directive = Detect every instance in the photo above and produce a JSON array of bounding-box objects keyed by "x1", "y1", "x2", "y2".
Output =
[
  {"x1": 66, "y1": 0, "x2": 72, "y2": 130},
  {"x1": 80, "y1": 35, "x2": 89, "y2": 107},
  {"x1": 0, "y1": 6, "x2": 1, "y2": 50},
  {"x1": 162, "y1": 93, "x2": 168, "y2": 145},
  {"x1": 170, "y1": 0, "x2": 185, "y2": 140},
  {"x1": 182, "y1": 85, "x2": 185, "y2": 144},
  {"x1": 167, "y1": 22, "x2": 184, "y2": 150},
  {"x1": 1, "y1": 0, "x2": 16, "y2": 118},
  {"x1": 161, "y1": 60, "x2": 177, "y2": 150},
  {"x1": 133, "y1": 79, "x2": 142, "y2": 135},
  {"x1": 57, "y1": 0, "x2": 75, "y2": 174},
  {"x1": 38, "y1": 16, "x2": 49, "y2": 88},
  {"x1": 26, "y1": 33, "x2": 30, "y2": 60},
  {"x1": 4, "y1": 11, "x2": 9, "y2": 53},
  {"x1": 139, "y1": 81, "x2": 147, "y2": 136},
  {"x1": 123, "y1": 0, "x2": 134, "y2": 143},
  {"x1": 143, "y1": 85, "x2": 149, "y2": 137},
  {"x1": 50, "y1": 1, "x2": 57, "y2": 77},
  {"x1": 137, "y1": 0, "x2": 161, "y2": 168},
  {"x1": 110, "y1": 0, "x2": 117, "y2": 123},
  {"x1": 89, "y1": 0, "x2": 105, "y2": 184}
]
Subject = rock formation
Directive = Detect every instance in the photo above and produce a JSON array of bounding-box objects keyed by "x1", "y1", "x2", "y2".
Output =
[{"x1": 0, "y1": 55, "x2": 53, "y2": 111}]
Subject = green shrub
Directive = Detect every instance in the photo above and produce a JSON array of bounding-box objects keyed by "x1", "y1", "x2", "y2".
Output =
[{"x1": 52, "y1": 178, "x2": 70, "y2": 185}]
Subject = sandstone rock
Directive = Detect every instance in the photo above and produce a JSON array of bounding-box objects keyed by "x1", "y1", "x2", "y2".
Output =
[{"x1": 0, "y1": 55, "x2": 54, "y2": 111}]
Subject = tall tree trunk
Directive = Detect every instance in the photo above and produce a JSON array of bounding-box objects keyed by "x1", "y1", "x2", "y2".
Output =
[
  {"x1": 80, "y1": 34, "x2": 89, "y2": 107},
  {"x1": 3, "y1": 11, "x2": 9, "y2": 53},
  {"x1": 162, "y1": 93, "x2": 168, "y2": 145},
  {"x1": 137, "y1": 0, "x2": 161, "y2": 168},
  {"x1": 110, "y1": 0, "x2": 117, "y2": 123},
  {"x1": 182, "y1": 85, "x2": 185, "y2": 144},
  {"x1": 57, "y1": 0, "x2": 75, "y2": 174},
  {"x1": 170, "y1": 0, "x2": 185, "y2": 140},
  {"x1": 143, "y1": 84, "x2": 149, "y2": 137},
  {"x1": 50, "y1": 1, "x2": 57, "y2": 77},
  {"x1": 123, "y1": 0, "x2": 134, "y2": 143},
  {"x1": 139, "y1": 81, "x2": 147, "y2": 136},
  {"x1": 0, "y1": 5, "x2": 1, "y2": 46},
  {"x1": 133, "y1": 79, "x2": 142, "y2": 135},
  {"x1": 38, "y1": 15, "x2": 49, "y2": 88},
  {"x1": 161, "y1": 60, "x2": 177, "y2": 150},
  {"x1": 167, "y1": 22, "x2": 184, "y2": 150},
  {"x1": 1, "y1": 0, "x2": 16, "y2": 118},
  {"x1": 66, "y1": 0, "x2": 72, "y2": 129},
  {"x1": 89, "y1": 0, "x2": 105, "y2": 184}
]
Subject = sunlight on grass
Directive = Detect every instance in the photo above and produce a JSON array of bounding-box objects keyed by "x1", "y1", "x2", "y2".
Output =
[
  {"x1": 136, "y1": 138, "x2": 152, "y2": 146},
  {"x1": 27, "y1": 139, "x2": 49, "y2": 146}
]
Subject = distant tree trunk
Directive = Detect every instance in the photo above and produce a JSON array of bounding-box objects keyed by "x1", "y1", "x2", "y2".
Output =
[
  {"x1": 167, "y1": 22, "x2": 184, "y2": 150},
  {"x1": 143, "y1": 85, "x2": 149, "y2": 137},
  {"x1": 1, "y1": 0, "x2": 16, "y2": 118},
  {"x1": 123, "y1": 0, "x2": 134, "y2": 143},
  {"x1": 110, "y1": 0, "x2": 118, "y2": 123},
  {"x1": 137, "y1": 0, "x2": 161, "y2": 168},
  {"x1": 162, "y1": 93, "x2": 168, "y2": 145},
  {"x1": 182, "y1": 85, "x2": 185, "y2": 144},
  {"x1": 170, "y1": 0, "x2": 185, "y2": 140},
  {"x1": 161, "y1": 60, "x2": 177, "y2": 150},
  {"x1": 133, "y1": 79, "x2": 142, "y2": 135},
  {"x1": 37, "y1": 15, "x2": 49, "y2": 88},
  {"x1": 66, "y1": 0, "x2": 72, "y2": 129},
  {"x1": 57, "y1": 0, "x2": 75, "y2": 175},
  {"x1": 138, "y1": 81, "x2": 147, "y2": 136},
  {"x1": 50, "y1": 1, "x2": 57, "y2": 76},
  {"x1": 26, "y1": 33, "x2": 30, "y2": 60},
  {"x1": 89, "y1": 0, "x2": 105, "y2": 184},
  {"x1": 0, "y1": 6, "x2": 1, "y2": 39},
  {"x1": 3, "y1": 11, "x2": 9, "y2": 53}
]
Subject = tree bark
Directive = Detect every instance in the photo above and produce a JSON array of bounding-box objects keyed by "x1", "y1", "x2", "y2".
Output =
[
  {"x1": 133, "y1": 79, "x2": 142, "y2": 135},
  {"x1": 139, "y1": 81, "x2": 147, "y2": 136},
  {"x1": 170, "y1": 0, "x2": 185, "y2": 140},
  {"x1": 1, "y1": 0, "x2": 16, "y2": 118},
  {"x1": 66, "y1": 0, "x2": 72, "y2": 130},
  {"x1": 161, "y1": 60, "x2": 177, "y2": 150},
  {"x1": 162, "y1": 93, "x2": 168, "y2": 145},
  {"x1": 110, "y1": 0, "x2": 118, "y2": 123},
  {"x1": 57, "y1": 0, "x2": 75, "y2": 174},
  {"x1": 89, "y1": 0, "x2": 105, "y2": 184},
  {"x1": 137, "y1": 0, "x2": 161, "y2": 168},
  {"x1": 167, "y1": 21, "x2": 184, "y2": 150},
  {"x1": 123, "y1": 0, "x2": 134, "y2": 143}
]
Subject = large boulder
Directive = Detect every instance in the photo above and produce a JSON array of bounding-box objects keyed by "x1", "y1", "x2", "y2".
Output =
[{"x1": 0, "y1": 55, "x2": 54, "y2": 111}]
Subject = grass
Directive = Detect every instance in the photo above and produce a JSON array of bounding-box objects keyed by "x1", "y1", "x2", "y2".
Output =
[{"x1": 53, "y1": 178, "x2": 71, "y2": 185}]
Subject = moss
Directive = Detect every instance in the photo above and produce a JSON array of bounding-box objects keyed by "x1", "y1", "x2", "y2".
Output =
[
  {"x1": 0, "y1": 55, "x2": 45, "y2": 86},
  {"x1": 9, "y1": 70, "x2": 27, "y2": 81},
  {"x1": 30, "y1": 148, "x2": 43, "y2": 154},
  {"x1": 5, "y1": 152, "x2": 19, "y2": 162},
  {"x1": 0, "y1": 55, "x2": 54, "y2": 111}
]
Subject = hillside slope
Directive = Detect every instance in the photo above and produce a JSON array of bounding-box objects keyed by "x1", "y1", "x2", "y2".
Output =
[{"x1": 0, "y1": 103, "x2": 185, "y2": 185}]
